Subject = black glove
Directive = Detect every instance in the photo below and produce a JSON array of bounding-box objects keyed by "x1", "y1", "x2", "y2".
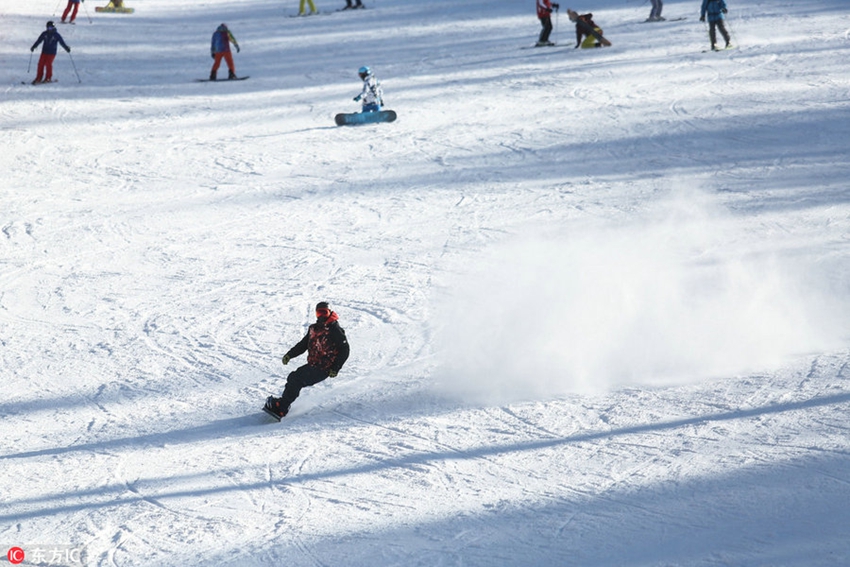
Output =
[
  {"x1": 552, "y1": 3, "x2": 559, "y2": 9},
  {"x1": 721, "y1": 8, "x2": 727, "y2": 13},
  {"x1": 236, "y1": 45, "x2": 240, "y2": 53},
  {"x1": 31, "y1": 47, "x2": 35, "y2": 52},
  {"x1": 699, "y1": 15, "x2": 705, "y2": 21},
  {"x1": 65, "y1": 46, "x2": 71, "y2": 52}
]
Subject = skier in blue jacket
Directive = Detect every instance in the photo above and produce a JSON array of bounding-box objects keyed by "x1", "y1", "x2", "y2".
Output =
[
  {"x1": 700, "y1": 0, "x2": 731, "y2": 51},
  {"x1": 30, "y1": 21, "x2": 70, "y2": 84}
]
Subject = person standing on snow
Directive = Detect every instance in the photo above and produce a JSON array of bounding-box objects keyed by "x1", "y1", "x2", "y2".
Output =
[
  {"x1": 353, "y1": 66, "x2": 383, "y2": 112},
  {"x1": 298, "y1": 0, "x2": 317, "y2": 16},
  {"x1": 647, "y1": 0, "x2": 664, "y2": 21},
  {"x1": 210, "y1": 23, "x2": 240, "y2": 80},
  {"x1": 61, "y1": 0, "x2": 83, "y2": 24},
  {"x1": 700, "y1": 0, "x2": 731, "y2": 51},
  {"x1": 264, "y1": 302, "x2": 350, "y2": 419},
  {"x1": 30, "y1": 21, "x2": 70, "y2": 84},
  {"x1": 536, "y1": 0, "x2": 559, "y2": 47}
]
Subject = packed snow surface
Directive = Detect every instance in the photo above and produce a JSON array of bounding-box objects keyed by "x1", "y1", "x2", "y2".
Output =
[{"x1": 2, "y1": 0, "x2": 850, "y2": 565}]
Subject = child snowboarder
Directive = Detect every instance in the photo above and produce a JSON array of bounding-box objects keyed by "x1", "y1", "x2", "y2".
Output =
[
  {"x1": 700, "y1": 0, "x2": 731, "y2": 51},
  {"x1": 574, "y1": 12, "x2": 604, "y2": 48},
  {"x1": 210, "y1": 23, "x2": 240, "y2": 80},
  {"x1": 30, "y1": 21, "x2": 70, "y2": 84},
  {"x1": 264, "y1": 302, "x2": 350, "y2": 419},
  {"x1": 353, "y1": 66, "x2": 383, "y2": 112},
  {"x1": 536, "y1": 0, "x2": 560, "y2": 47},
  {"x1": 61, "y1": 0, "x2": 82, "y2": 24}
]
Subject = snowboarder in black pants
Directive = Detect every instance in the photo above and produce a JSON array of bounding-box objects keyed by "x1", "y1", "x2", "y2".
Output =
[
  {"x1": 700, "y1": 0, "x2": 731, "y2": 51},
  {"x1": 265, "y1": 302, "x2": 350, "y2": 418}
]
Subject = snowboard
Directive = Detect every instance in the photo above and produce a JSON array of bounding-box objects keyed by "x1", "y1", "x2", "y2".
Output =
[
  {"x1": 288, "y1": 11, "x2": 332, "y2": 17},
  {"x1": 335, "y1": 109, "x2": 397, "y2": 126},
  {"x1": 702, "y1": 45, "x2": 736, "y2": 53},
  {"x1": 262, "y1": 406, "x2": 283, "y2": 422},
  {"x1": 567, "y1": 9, "x2": 612, "y2": 47},
  {"x1": 195, "y1": 76, "x2": 249, "y2": 82},
  {"x1": 95, "y1": 6, "x2": 135, "y2": 13}
]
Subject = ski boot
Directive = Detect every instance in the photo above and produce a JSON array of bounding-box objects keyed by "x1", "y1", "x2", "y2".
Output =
[
  {"x1": 264, "y1": 396, "x2": 289, "y2": 418},
  {"x1": 228, "y1": 70, "x2": 237, "y2": 80},
  {"x1": 210, "y1": 70, "x2": 217, "y2": 81}
]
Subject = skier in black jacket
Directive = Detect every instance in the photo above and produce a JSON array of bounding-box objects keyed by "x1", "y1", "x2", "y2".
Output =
[{"x1": 265, "y1": 302, "x2": 350, "y2": 418}]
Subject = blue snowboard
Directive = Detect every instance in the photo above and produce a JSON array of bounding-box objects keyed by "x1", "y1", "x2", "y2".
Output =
[{"x1": 335, "y1": 109, "x2": 397, "y2": 126}]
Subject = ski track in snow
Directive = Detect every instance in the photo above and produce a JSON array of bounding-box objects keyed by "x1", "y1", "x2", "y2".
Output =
[{"x1": 2, "y1": 0, "x2": 850, "y2": 565}]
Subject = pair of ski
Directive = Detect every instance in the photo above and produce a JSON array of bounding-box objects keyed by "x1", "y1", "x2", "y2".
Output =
[{"x1": 195, "y1": 76, "x2": 249, "y2": 82}]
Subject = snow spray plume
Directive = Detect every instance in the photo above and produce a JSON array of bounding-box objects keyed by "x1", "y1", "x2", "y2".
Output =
[{"x1": 432, "y1": 191, "x2": 849, "y2": 404}]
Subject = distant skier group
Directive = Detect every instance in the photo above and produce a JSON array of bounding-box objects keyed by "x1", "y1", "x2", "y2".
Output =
[
  {"x1": 535, "y1": 0, "x2": 734, "y2": 51},
  {"x1": 26, "y1": 6, "x2": 387, "y2": 111}
]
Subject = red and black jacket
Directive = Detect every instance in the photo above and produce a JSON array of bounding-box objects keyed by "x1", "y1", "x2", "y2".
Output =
[{"x1": 285, "y1": 311, "x2": 350, "y2": 374}]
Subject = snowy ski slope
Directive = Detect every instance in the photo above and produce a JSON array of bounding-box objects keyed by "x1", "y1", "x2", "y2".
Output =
[{"x1": 2, "y1": 0, "x2": 850, "y2": 565}]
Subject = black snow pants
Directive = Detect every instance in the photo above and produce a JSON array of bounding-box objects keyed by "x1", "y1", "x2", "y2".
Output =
[
  {"x1": 539, "y1": 16, "x2": 553, "y2": 43},
  {"x1": 280, "y1": 364, "x2": 330, "y2": 406},
  {"x1": 709, "y1": 20, "x2": 730, "y2": 47}
]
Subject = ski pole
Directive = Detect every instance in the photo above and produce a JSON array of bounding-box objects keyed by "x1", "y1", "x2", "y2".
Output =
[
  {"x1": 53, "y1": 0, "x2": 62, "y2": 16},
  {"x1": 725, "y1": 14, "x2": 737, "y2": 47},
  {"x1": 83, "y1": 1, "x2": 93, "y2": 24},
  {"x1": 28, "y1": 50, "x2": 34, "y2": 74},
  {"x1": 554, "y1": 6, "x2": 559, "y2": 45},
  {"x1": 67, "y1": 50, "x2": 82, "y2": 83}
]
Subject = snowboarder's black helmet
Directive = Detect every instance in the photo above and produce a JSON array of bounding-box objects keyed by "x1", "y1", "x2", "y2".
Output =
[
  {"x1": 46, "y1": 21, "x2": 55, "y2": 29},
  {"x1": 358, "y1": 66, "x2": 371, "y2": 79},
  {"x1": 315, "y1": 302, "x2": 331, "y2": 319}
]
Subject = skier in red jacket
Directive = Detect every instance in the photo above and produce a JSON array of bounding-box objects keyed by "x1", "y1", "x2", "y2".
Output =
[
  {"x1": 264, "y1": 302, "x2": 350, "y2": 418},
  {"x1": 536, "y1": 0, "x2": 560, "y2": 46}
]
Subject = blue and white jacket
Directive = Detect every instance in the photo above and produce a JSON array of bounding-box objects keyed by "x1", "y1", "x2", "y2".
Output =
[{"x1": 356, "y1": 75, "x2": 383, "y2": 107}]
